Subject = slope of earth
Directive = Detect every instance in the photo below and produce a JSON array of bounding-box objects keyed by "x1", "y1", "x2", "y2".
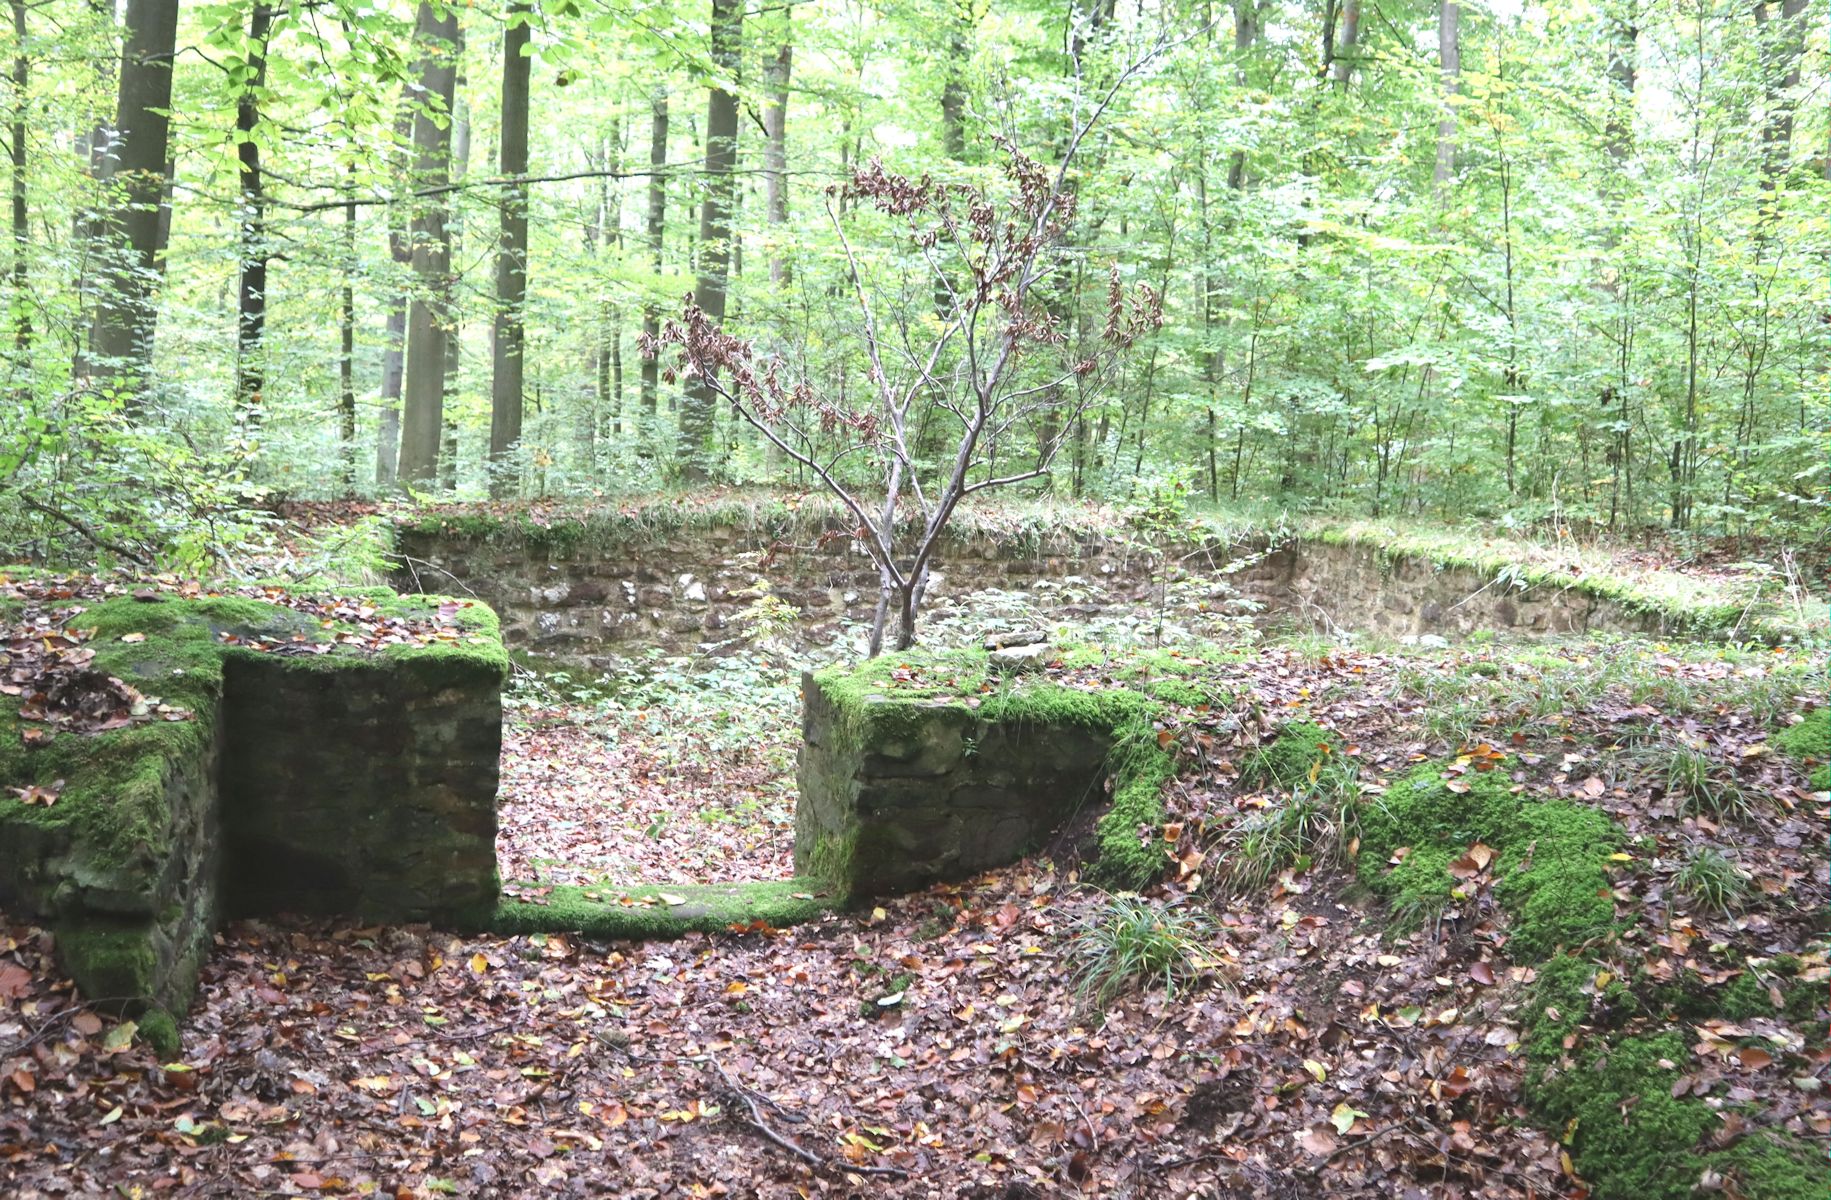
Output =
[{"x1": 3, "y1": 633, "x2": 1827, "y2": 1199}]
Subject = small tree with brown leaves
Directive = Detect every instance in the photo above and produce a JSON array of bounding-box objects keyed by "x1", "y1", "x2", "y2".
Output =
[{"x1": 644, "y1": 87, "x2": 1163, "y2": 655}]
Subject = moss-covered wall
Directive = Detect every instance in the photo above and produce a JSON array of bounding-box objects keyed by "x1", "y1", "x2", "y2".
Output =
[
  {"x1": 396, "y1": 511, "x2": 1800, "y2": 662},
  {"x1": 796, "y1": 664, "x2": 1128, "y2": 896},
  {"x1": 220, "y1": 652, "x2": 501, "y2": 921},
  {"x1": 0, "y1": 588, "x2": 509, "y2": 1037}
]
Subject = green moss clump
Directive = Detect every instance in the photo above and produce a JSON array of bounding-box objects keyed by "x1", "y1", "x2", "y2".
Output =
[
  {"x1": 1718, "y1": 972, "x2": 1775, "y2": 1021},
  {"x1": 487, "y1": 879, "x2": 837, "y2": 939},
  {"x1": 1520, "y1": 953, "x2": 1599, "y2": 1063},
  {"x1": 1357, "y1": 764, "x2": 1618, "y2": 957},
  {"x1": 802, "y1": 830, "x2": 858, "y2": 887},
  {"x1": 1534, "y1": 1033, "x2": 1715, "y2": 1200},
  {"x1": 1774, "y1": 709, "x2": 1827, "y2": 790},
  {"x1": 54, "y1": 921, "x2": 159, "y2": 1004},
  {"x1": 137, "y1": 1007, "x2": 180, "y2": 1058},
  {"x1": 1713, "y1": 1135, "x2": 1831, "y2": 1200},
  {"x1": 1136, "y1": 676, "x2": 1211, "y2": 709},
  {"x1": 1531, "y1": 1030, "x2": 1831, "y2": 1200},
  {"x1": 1089, "y1": 708, "x2": 1177, "y2": 889},
  {"x1": 1240, "y1": 721, "x2": 1345, "y2": 791},
  {"x1": 1492, "y1": 803, "x2": 1618, "y2": 960}
]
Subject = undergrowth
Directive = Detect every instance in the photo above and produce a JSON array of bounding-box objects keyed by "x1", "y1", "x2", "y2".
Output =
[{"x1": 1066, "y1": 894, "x2": 1215, "y2": 1014}]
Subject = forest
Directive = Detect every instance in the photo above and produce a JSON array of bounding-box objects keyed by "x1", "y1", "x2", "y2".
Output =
[
  {"x1": 1, "y1": 2, "x2": 1829, "y2": 1199},
  {"x1": 0, "y1": 0, "x2": 1823, "y2": 561}
]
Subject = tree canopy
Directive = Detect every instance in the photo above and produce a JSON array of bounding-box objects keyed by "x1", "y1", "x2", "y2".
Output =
[{"x1": 1, "y1": 0, "x2": 1825, "y2": 566}]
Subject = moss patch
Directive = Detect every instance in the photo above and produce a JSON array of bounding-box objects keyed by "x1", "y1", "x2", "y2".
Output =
[
  {"x1": 137, "y1": 1007, "x2": 180, "y2": 1059},
  {"x1": 54, "y1": 921, "x2": 160, "y2": 1004},
  {"x1": 1774, "y1": 707, "x2": 1827, "y2": 790},
  {"x1": 1527, "y1": 1029, "x2": 1830, "y2": 1200},
  {"x1": 1532, "y1": 1032, "x2": 1716, "y2": 1200},
  {"x1": 488, "y1": 879, "x2": 837, "y2": 939},
  {"x1": 1357, "y1": 764, "x2": 1618, "y2": 958},
  {"x1": 1240, "y1": 721, "x2": 1345, "y2": 792}
]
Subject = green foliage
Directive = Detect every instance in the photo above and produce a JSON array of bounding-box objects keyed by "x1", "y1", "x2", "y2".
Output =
[
  {"x1": 1671, "y1": 847, "x2": 1748, "y2": 916},
  {"x1": 1660, "y1": 744, "x2": 1757, "y2": 821},
  {"x1": 1066, "y1": 894, "x2": 1212, "y2": 1013},
  {"x1": 0, "y1": 0, "x2": 1818, "y2": 553},
  {"x1": 1212, "y1": 793, "x2": 1339, "y2": 897}
]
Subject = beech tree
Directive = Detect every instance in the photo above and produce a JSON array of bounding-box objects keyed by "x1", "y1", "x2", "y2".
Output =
[
  {"x1": 397, "y1": 1, "x2": 459, "y2": 488},
  {"x1": 675, "y1": 0, "x2": 742, "y2": 479},
  {"x1": 489, "y1": 0, "x2": 532, "y2": 495},
  {"x1": 86, "y1": 0, "x2": 180, "y2": 395},
  {"x1": 645, "y1": 46, "x2": 1170, "y2": 653}
]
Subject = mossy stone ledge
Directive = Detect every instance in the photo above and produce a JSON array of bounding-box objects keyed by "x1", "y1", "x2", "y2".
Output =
[
  {"x1": 794, "y1": 653, "x2": 1171, "y2": 897},
  {"x1": 0, "y1": 588, "x2": 509, "y2": 1024}
]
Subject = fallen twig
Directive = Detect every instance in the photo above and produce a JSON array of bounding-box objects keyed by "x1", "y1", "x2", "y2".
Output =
[{"x1": 708, "y1": 1054, "x2": 910, "y2": 1180}]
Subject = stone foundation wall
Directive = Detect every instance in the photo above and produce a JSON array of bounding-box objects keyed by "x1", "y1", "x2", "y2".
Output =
[
  {"x1": 395, "y1": 523, "x2": 1157, "y2": 661},
  {"x1": 1249, "y1": 546, "x2": 1670, "y2": 639},
  {"x1": 795, "y1": 673, "x2": 1113, "y2": 896},
  {"x1": 397, "y1": 522, "x2": 1684, "y2": 663},
  {"x1": 220, "y1": 655, "x2": 502, "y2": 921},
  {"x1": 0, "y1": 592, "x2": 507, "y2": 1032}
]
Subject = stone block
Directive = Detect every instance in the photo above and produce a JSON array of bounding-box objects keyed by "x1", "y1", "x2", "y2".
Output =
[
  {"x1": 2, "y1": 589, "x2": 508, "y2": 1027},
  {"x1": 795, "y1": 672, "x2": 1113, "y2": 897}
]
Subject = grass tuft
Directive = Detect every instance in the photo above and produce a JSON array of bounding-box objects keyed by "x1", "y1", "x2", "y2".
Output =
[
  {"x1": 1670, "y1": 847, "x2": 1748, "y2": 916},
  {"x1": 1066, "y1": 894, "x2": 1214, "y2": 1013},
  {"x1": 1660, "y1": 744, "x2": 1757, "y2": 820}
]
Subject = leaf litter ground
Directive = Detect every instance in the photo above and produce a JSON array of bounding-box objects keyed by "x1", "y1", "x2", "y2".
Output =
[{"x1": 3, "y1": 633, "x2": 1827, "y2": 1199}]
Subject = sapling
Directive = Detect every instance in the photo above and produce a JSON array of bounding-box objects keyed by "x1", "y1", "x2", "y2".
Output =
[{"x1": 643, "y1": 37, "x2": 1175, "y2": 656}]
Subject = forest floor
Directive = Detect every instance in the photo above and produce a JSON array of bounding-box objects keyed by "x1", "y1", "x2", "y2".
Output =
[{"x1": 4, "y1": 620, "x2": 1829, "y2": 1198}]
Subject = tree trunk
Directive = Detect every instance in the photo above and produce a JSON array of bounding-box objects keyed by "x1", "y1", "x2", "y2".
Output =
[
  {"x1": 1602, "y1": 6, "x2": 1635, "y2": 527},
  {"x1": 639, "y1": 87, "x2": 667, "y2": 450},
  {"x1": 87, "y1": 0, "x2": 180, "y2": 397},
  {"x1": 440, "y1": 76, "x2": 468, "y2": 492},
  {"x1": 9, "y1": 0, "x2": 28, "y2": 354},
  {"x1": 601, "y1": 121, "x2": 622, "y2": 447},
  {"x1": 489, "y1": 0, "x2": 531, "y2": 497},
  {"x1": 762, "y1": 12, "x2": 791, "y2": 288},
  {"x1": 1433, "y1": 0, "x2": 1460, "y2": 201},
  {"x1": 1330, "y1": 0, "x2": 1359, "y2": 91},
  {"x1": 940, "y1": 1, "x2": 969, "y2": 160},
  {"x1": 339, "y1": 165, "x2": 357, "y2": 492},
  {"x1": 233, "y1": 3, "x2": 274, "y2": 429},
  {"x1": 375, "y1": 102, "x2": 414, "y2": 489},
  {"x1": 1754, "y1": 0, "x2": 1808, "y2": 228},
  {"x1": 398, "y1": 1, "x2": 459, "y2": 488},
  {"x1": 676, "y1": 0, "x2": 742, "y2": 479},
  {"x1": 1227, "y1": 1, "x2": 1259, "y2": 191}
]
